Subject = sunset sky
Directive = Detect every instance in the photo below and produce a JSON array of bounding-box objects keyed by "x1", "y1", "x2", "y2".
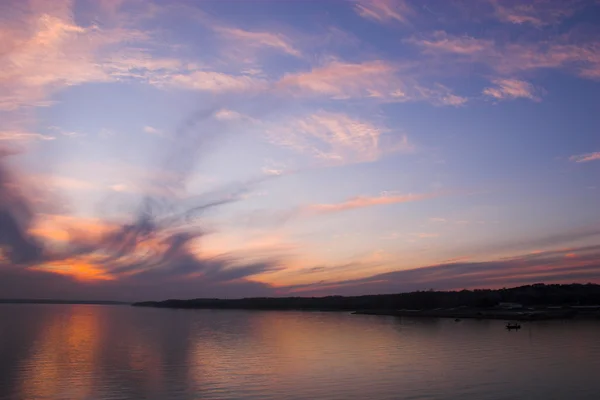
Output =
[{"x1": 1, "y1": 0, "x2": 599, "y2": 301}]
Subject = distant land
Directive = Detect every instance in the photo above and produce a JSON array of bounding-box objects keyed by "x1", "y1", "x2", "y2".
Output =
[
  {"x1": 0, "y1": 299, "x2": 130, "y2": 305},
  {"x1": 133, "y1": 283, "x2": 600, "y2": 321}
]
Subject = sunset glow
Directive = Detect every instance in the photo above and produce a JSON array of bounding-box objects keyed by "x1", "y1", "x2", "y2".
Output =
[{"x1": 1, "y1": 0, "x2": 599, "y2": 301}]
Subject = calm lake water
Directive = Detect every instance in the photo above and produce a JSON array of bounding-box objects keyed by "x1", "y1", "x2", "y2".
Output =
[{"x1": 1, "y1": 305, "x2": 600, "y2": 400}]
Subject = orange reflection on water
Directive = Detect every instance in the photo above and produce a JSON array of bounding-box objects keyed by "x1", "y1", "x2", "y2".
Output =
[
  {"x1": 18, "y1": 306, "x2": 103, "y2": 400},
  {"x1": 187, "y1": 311, "x2": 406, "y2": 392}
]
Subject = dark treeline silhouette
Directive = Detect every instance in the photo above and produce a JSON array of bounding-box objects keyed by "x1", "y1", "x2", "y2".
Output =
[
  {"x1": 133, "y1": 283, "x2": 600, "y2": 311},
  {"x1": 0, "y1": 299, "x2": 129, "y2": 305}
]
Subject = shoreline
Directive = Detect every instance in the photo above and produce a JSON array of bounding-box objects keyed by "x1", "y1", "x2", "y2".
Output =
[{"x1": 352, "y1": 308, "x2": 600, "y2": 321}]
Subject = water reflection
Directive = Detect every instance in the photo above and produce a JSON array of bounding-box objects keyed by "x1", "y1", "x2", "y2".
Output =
[{"x1": 1, "y1": 305, "x2": 600, "y2": 400}]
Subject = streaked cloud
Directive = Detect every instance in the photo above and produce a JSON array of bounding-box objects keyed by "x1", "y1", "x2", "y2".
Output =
[
  {"x1": 166, "y1": 70, "x2": 267, "y2": 92},
  {"x1": 214, "y1": 26, "x2": 301, "y2": 57},
  {"x1": 284, "y1": 245, "x2": 600, "y2": 296},
  {"x1": 408, "y1": 31, "x2": 493, "y2": 55},
  {"x1": 483, "y1": 78, "x2": 540, "y2": 101},
  {"x1": 305, "y1": 192, "x2": 436, "y2": 214},
  {"x1": 354, "y1": 0, "x2": 414, "y2": 24},
  {"x1": 278, "y1": 60, "x2": 466, "y2": 105},
  {"x1": 409, "y1": 31, "x2": 600, "y2": 81},
  {"x1": 490, "y1": 0, "x2": 584, "y2": 27},
  {"x1": 265, "y1": 111, "x2": 412, "y2": 165},
  {"x1": 214, "y1": 109, "x2": 251, "y2": 121},
  {"x1": 0, "y1": 131, "x2": 55, "y2": 141},
  {"x1": 570, "y1": 152, "x2": 600, "y2": 163},
  {"x1": 412, "y1": 232, "x2": 439, "y2": 239}
]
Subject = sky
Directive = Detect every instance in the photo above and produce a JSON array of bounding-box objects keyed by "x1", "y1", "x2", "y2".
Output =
[{"x1": 1, "y1": 0, "x2": 599, "y2": 301}]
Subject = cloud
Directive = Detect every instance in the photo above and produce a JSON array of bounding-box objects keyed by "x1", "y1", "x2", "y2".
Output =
[
  {"x1": 278, "y1": 60, "x2": 398, "y2": 99},
  {"x1": 429, "y1": 217, "x2": 448, "y2": 223},
  {"x1": 354, "y1": 0, "x2": 415, "y2": 24},
  {"x1": 304, "y1": 192, "x2": 436, "y2": 214},
  {"x1": 413, "y1": 232, "x2": 439, "y2": 239},
  {"x1": 214, "y1": 26, "x2": 301, "y2": 57},
  {"x1": 408, "y1": 31, "x2": 493, "y2": 55},
  {"x1": 570, "y1": 152, "x2": 600, "y2": 163},
  {"x1": 265, "y1": 111, "x2": 413, "y2": 165},
  {"x1": 0, "y1": 131, "x2": 55, "y2": 141},
  {"x1": 277, "y1": 60, "x2": 466, "y2": 105},
  {"x1": 214, "y1": 109, "x2": 250, "y2": 121},
  {"x1": 283, "y1": 245, "x2": 600, "y2": 296},
  {"x1": 483, "y1": 78, "x2": 540, "y2": 101},
  {"x1": 166, "y1": 71, "x2": 266, "y2": 92},
  {"x1": 489, "y1": 0, "x2": 584, "y2": 27},
  {"x1": 409, "y1": 31, "x2": 600, "y2": 81},
  {"x1": 0, "y1": 149, "x2": 44, "y2": 264},
  {"x1": 48, "y1": 126, "x2": 84, "y2": 137},
  {"x1": 0, "y1": 0, "x2": 271, "y2": 114},
  {"x1": 143, "y1": 126, "x2": 161, "y2": 135},
  {"x1": 0, "y1": 3, "x2": 137, "y2": 111}
]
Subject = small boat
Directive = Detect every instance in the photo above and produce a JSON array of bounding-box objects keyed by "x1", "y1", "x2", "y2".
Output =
[{"x1": 506, "y1": 323, "x2": 521, "y2": 330}]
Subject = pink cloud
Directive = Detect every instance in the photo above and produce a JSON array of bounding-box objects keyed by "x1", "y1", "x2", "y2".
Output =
[
  {"x1": 167, "y1": 71, "x2": 266, "y2": 92},
  {"x1": 214, "y1": 26, "x2": 301, "y2": 57},
  {"x1": 570, "y1": 152, "x2": 600, "y2": 163},
  {"x1": 0, "y1": 131, "x2": 55, "y2": 141},
  {"x1": 409, "y1": 31, "x2": 600, "y2": 81},
  {"x1": 483, "y1": 78, "x2": 540, "y2": 101},
  {"x1": 490, "y1": 0, "x2": 584, "y2": 27},
  {"x1": 305, "y1": 192, "x2": 436, "y2": 214},
  {"x1": 408, "y1": 31, "x2": 493, "y2": 55},
  {"x1": 278, "y1": 60, "x2": 466, "y2": 105},
  {"x1": 278, "y1": 60, "x2": 397, "y2": 99},
  {"x1": 265, "y1": 111, "x2": 413, "y2": 166},
  {"x1": 354, "y1": 0, "x2": 414, "y2": 24}
]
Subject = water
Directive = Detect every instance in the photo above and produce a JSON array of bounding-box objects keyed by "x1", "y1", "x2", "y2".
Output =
[{"x1": 1, "y1": 305, "x2": 599, "y2": 400}]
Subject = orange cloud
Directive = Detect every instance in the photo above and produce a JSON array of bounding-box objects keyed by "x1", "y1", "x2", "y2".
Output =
[
  {"x1": 570, "y1": 152, "x2": 600, "y2": 163},
  {"x1": 305, "y1": 192, "x2": 436, "y2": 214},
  {"x1": 483, "y1": 78, "x2": 540, "y2": 101},
  {"x1": 33, "y1": 258, "x2": 114, "y2": 282},
  {"x1": 30, "y1": 214, "x2": 116, "y2": 243},
  {"x1": 354, "y1": 0, "x2": 414, "y2": 24}
]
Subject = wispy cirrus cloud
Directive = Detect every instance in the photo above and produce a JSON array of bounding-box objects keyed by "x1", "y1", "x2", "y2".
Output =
[
  {"x1": 0, "y1": 0, "x2": 273, "y2": 115},
  {"x1": 409, "y1": 31, "x2": 600, "y2": 81},
  {"x1": 0, "y1": 0, "x2": 156, "y2": 111},
  {"x1": 0, "y1": 131, "x2": 55, "y2": 141},
  {"x1": 483, "y1": 78, "x2": 540, "y2": 101},
  {"x1": 165, "y1": 70, "x2": 267, "y2": 92},
  {"x1": 214, "y1": 26, "x2": 301, "y2": 57},
  {"x1": 277, "y1": 60, "x2": 466, "y2": 105},
  {"x1": 265, "y1": 111, "x2": 412, "y2": 166},
  {"x1": 305, "y1": 192, "x2": 437, "y2": 215},
  {"x1": 407, "y1": 31, "x2": 493, "y2": 55},
  {"x1": 354, "y1": 0, "x2": 415, "y2": 24},
  {"x1": 237, "y1": 190, "x2": 439, "y2": 228},
  {"x1": 285, "y1": 245, "x2": 600, "y2": 296},
  {"x1": 570, "y1": 152, "x2": 600, "y2": 163},
  {"x1": 489, "y1": 0, "x2": 584, "y2": 27}
]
